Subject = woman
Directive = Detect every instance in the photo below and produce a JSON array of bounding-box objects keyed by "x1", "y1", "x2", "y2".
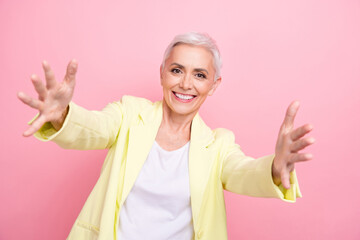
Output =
[{"x1": 18, "y1": 32, "x2": 315, "y2": 240}]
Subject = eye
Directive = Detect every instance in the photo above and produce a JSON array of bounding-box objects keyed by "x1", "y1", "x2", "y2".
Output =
[
  {"x1": 171, "y1": 68, "x2": 182, "y2": 74},
  {"x1": 195, "y1": 73, "x2": 207, "y2": 79}
]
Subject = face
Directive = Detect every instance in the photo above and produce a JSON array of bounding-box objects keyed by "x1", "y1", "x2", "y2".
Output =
[{"x1": 160, "y1": 44, "x2": 221, "y2": 117}]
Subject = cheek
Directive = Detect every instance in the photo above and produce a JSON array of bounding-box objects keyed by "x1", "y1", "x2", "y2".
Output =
[
  {"x1": 160, "y1": 76, "x2": 169, "y2": 88},
  {"x1": 196, "y1": 82, "x2": 214, "y2": 95},
  {"x1": 163, "y1": 74, "x2": 179, "y2": 87}
]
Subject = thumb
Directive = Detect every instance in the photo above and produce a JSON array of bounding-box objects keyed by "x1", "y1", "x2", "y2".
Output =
[{"x1": 281, "y1": 170, "x2": 291, "y2": 189}]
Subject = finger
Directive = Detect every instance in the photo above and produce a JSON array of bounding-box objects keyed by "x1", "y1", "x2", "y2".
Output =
[
  {"x1": 290, "y1": 123, "x2": 313, "y2": 141},
  {"x1": 64, "y1": 59, "x2": 78, "y2": 87},
  {"x1": 290, "y1": 137, "x2": 316, "y2": 152},
  {"x1": 30, "y1": 74, "x2": 47, "y2": 101},
  {"x1": 282, "y1": 100, "x2": 300, "y2": 131},
  {"x1": 281, "y1": 170, "x2": 291, "y2": 189},
  {"x1": 42, "y1": 61, "x2": 57, "y2": 89},
  {"x1": 23, "y1": 115, "x2": 47, "y2": 137},
  {"x1": 17, "y1": 92, "x2": 43, "y2": 110},
  {"x1": 289, "y1": 152, "x2": 313, "y2": 163}
]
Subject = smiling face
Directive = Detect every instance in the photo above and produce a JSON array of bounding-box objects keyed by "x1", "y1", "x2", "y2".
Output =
[{"x1": 160, "y1": 43, "x2": 221, "y2": 117}]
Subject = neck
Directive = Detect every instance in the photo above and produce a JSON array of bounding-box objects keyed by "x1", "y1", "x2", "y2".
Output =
[{"x1": 161, "y1": 98, "x2": 197, "y2": 134}]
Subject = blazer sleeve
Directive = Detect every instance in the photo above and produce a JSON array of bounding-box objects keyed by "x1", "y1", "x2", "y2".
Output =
[
  {"x1": 220, "y1": 130, "x2": 302, "y2": 202},
  {"x1": 30, "y1": 100, "x2": 124, "y2": 150}
]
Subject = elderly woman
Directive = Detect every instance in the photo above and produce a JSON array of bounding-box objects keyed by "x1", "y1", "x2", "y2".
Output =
[{"x1": 18, "y1": 32, "x2": 314, "y2": 240}]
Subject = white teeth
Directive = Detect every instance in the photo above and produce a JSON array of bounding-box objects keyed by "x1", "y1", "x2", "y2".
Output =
[{"x1": 175, "y1": 92, "x2": 195, "y2": 100}]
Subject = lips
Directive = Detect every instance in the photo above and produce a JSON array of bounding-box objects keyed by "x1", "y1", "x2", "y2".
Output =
[{"x1": 172, "y1": 91, "x2": 197, "y2": 102}]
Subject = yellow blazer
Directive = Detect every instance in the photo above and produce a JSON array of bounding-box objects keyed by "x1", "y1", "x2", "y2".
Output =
[{"x1": 33, "y1": 95, "x2": 301, "y2": 240}]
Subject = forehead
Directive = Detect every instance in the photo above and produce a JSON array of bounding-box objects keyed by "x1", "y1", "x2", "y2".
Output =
[{"x1": 166, "y1": 44, "x2": 214, "y2": 71}]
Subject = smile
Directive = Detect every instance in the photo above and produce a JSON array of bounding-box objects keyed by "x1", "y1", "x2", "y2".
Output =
[{"x1": 172, "y1": 91, "x2": 197, "y2": 102}]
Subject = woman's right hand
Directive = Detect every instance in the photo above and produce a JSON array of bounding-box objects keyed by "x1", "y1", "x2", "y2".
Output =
[{"x1": 17, "y1": 59, "x2": 78, "y2": 137}]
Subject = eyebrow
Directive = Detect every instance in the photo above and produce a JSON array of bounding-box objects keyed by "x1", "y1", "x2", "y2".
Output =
[{"x1": 170, "y1": 62, "x2": 209, "y2": 75}]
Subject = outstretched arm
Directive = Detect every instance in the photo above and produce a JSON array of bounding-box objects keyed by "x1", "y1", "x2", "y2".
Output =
[
  {"x1": 17, "y1": 59, "x2": 78, "y2": 136},
  {"x1": 272, "y1": 101, "x2": 315, "y2": 189}
]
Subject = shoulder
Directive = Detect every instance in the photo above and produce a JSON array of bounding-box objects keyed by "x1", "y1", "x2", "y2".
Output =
[
  {"x1": 118, "y1": 95, "x2": 161, "y2": 121},
  {"x1": 99, "y1": 95, "x2": 156, "y2": 119},
  {"x1": 101, "y1": 95, "x2": 154, "y2": 112},
  {"x1": 192, "y1": 114, "x2": 237, "y2": 147},
  {"x1": 212, "y1": 128, "x2": 236, "y2": 145},
  {"x1": 114, "y1": 95, "x2": 157, "y2": 113}
]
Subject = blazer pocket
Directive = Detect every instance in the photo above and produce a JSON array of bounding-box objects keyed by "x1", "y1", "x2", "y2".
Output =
[{"x1": 76, "y1": 220, "x2": 100, "y2": 235}]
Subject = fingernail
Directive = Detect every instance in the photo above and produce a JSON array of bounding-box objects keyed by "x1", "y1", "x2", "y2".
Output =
[
  {"x1": 71, "y1": 59, "x2": 78, "y2": 66},
  {"x1": 42, "y1": 61, "x2": 48, "y2": 68},
  {"x1": 71, "y1": 62, "x2": 78, "y2": 68}
]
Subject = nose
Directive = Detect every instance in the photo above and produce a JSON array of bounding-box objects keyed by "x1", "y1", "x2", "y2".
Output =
[{"x1": 179, "y1": 73, "x2": 193, "y2": 90}]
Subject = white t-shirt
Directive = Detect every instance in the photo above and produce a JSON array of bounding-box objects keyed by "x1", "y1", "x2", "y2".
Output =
[{"x1": 117, "y1": 140, "x2": 194, "y2": 240}]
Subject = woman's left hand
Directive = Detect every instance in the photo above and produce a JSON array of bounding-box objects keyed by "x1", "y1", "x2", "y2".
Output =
[{"x1": 272, "y1": 101, "x2": 315, "y2": 189}]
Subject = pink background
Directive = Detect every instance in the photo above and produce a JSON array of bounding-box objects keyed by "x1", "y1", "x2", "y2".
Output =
[{"x1": 1, "y1": 0, "x2": 359, "y2": 239}]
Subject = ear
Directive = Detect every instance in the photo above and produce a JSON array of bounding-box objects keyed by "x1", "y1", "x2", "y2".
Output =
[{"x1": 208, "y1": 77, "x2": 222, "y2": 96}]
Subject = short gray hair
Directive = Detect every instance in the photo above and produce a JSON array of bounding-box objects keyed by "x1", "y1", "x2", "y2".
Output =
[{"x1": 161, "y1": 32, "x2": 222, "y2": 81}]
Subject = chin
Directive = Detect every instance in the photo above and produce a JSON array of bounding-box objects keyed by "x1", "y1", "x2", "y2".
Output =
[{"x1": 164, "y1": 97, "x2": 198, "y2": 116}]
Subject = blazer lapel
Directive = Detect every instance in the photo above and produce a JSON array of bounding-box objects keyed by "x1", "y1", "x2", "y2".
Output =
[
  {"x1": 120, "y1": 101, "x2": 163, "y2": 206},
  {"x1": 188, "y1": 113, "x2": 215, "y2": 229}
]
